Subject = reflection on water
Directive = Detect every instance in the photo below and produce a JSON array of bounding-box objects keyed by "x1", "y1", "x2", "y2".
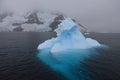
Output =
[{"x1": 37, "y1": 48, "x2": 101, "y2": 80}]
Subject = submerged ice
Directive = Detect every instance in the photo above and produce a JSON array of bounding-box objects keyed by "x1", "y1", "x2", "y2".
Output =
[
  {"x1": 37, "y1": 18, "x2": 103, "y2": 80},
  {"x1": 38, "y1": 18, "x2": 101, "y2": 53}
]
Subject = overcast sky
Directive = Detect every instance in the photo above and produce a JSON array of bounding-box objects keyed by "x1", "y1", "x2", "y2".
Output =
[{"x1": 1, "y1": 0, "x2": 120, "y2": 33}]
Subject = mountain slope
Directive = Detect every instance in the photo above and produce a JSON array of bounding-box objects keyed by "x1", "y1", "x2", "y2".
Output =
[{"x1": 0, "y1": 11, "x2": 87, "y2": 32}]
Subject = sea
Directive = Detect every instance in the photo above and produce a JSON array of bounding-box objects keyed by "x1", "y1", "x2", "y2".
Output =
[{"x1": 0, "y1": 32, "x2": 120, "y2": 80}]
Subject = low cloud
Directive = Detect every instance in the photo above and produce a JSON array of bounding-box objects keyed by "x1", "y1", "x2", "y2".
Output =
[{"x1": 1, "y1": 0, "x2": 120, "y2": 32}]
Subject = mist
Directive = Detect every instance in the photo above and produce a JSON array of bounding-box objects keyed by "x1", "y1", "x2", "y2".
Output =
[{"x1": 0, "y1": 0, "x2": 120, "y2": 33}]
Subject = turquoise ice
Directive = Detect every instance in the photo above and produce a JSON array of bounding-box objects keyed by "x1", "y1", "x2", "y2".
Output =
[
  {"x1": 38, "y1": 18, "x2": 101, "y2": 53},
  {"x1": 37, "y1": 18, "x2": 102, "y2": 80}
]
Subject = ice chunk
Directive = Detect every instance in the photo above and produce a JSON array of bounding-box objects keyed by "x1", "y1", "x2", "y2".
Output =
[
  {"x1": 38, "y1": 18, "x2": 101, "y2": 53},
  {"x1": 38, "y1": 38, "x2": 56, "y2": 49},
  {"x1": 37, "y1": 18, "x2": 104, "y2": 80},
  {"x1": 55, "y1": 18, "x2": 77, "y2": 36}
]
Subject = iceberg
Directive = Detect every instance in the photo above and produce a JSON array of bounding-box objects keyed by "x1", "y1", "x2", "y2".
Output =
[
  {"x1": 37, "y1": 18, "x2": 107, "y2": 80},
  {"x1": 38, "y1": 18, "x2": 101, "y2": 53}
]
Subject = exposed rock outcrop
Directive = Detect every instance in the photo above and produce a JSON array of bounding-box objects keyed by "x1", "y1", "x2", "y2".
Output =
[
  {"x1": 13, "y1": 26, "x2": 23, "y2": 32},
  {"x1": 25, "y1": 12, "x2": 44, "y2": 24},
  {"x1": 50, "y1": 15, "x2": 64, "y2": 31}
]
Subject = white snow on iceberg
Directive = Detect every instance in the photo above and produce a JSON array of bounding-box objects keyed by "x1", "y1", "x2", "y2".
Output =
[
  {"x1": 38, "y1": 18, "x2": 101, "y2": 53},
  {"x1": 37, "y1": 18, "x2": 107, "y2": 80}
]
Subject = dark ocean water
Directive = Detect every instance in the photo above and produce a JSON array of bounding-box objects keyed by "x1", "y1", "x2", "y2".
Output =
[{"x1": 0, "y1": 32, "x2": 120, "y2": 80}]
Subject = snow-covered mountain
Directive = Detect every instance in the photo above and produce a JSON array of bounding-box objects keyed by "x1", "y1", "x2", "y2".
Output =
[
  {"x1": 0, "y1": 11, "x2": 56, "y2": 32},
  {"x1": 0, "y1": 11, "x2": 87, "y2": 32},
  {"x1": 0, "y1": 0, "x2": 88, "y2": 32}
]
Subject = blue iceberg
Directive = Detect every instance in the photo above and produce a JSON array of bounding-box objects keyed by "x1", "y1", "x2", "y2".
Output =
[
  {"x1": 37, "y1": 18, "x2": 102, "y2": 80},
  {"x1": 38, "y1": 18, "x2": 101, "y2": 53}
]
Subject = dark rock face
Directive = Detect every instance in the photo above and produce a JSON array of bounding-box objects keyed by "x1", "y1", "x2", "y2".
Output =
[
  {"x1": 12, "y1": 23, "x2": 24, "y2": 32},
  {"x1": 13, "y1": 26, "x2": 23, "y2": 32},
  {"x1": 12, "y1": 12, "x2": 44, "y2": 27},
  {"x1": 0, "y1": 13, "x2": 8, "y2": 22},
  {"x1": 12, "y1": 12, "x2": 44, "y2": 32},
  {"x1": 50, "y1": 15, "x2": 64, "y2": 31},
  {"x1": 12, "y1": 23, "x2": 22, "y2": 26},
  {"x1": 25, "y1": 12, "x2": 44, "y2": 24}
]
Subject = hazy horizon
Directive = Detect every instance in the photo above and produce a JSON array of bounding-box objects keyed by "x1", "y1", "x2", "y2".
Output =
[{"x1": 0, "y1": 0, "x2": 120, "y2": 33}]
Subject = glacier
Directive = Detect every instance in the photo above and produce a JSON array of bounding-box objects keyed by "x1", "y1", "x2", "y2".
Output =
[
  {"x1": 38, "y1": 18, "x2": 101, "y2": 53},
  {"x1": 37, "y1": 18, "x2": 104, "y2": 80}
]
